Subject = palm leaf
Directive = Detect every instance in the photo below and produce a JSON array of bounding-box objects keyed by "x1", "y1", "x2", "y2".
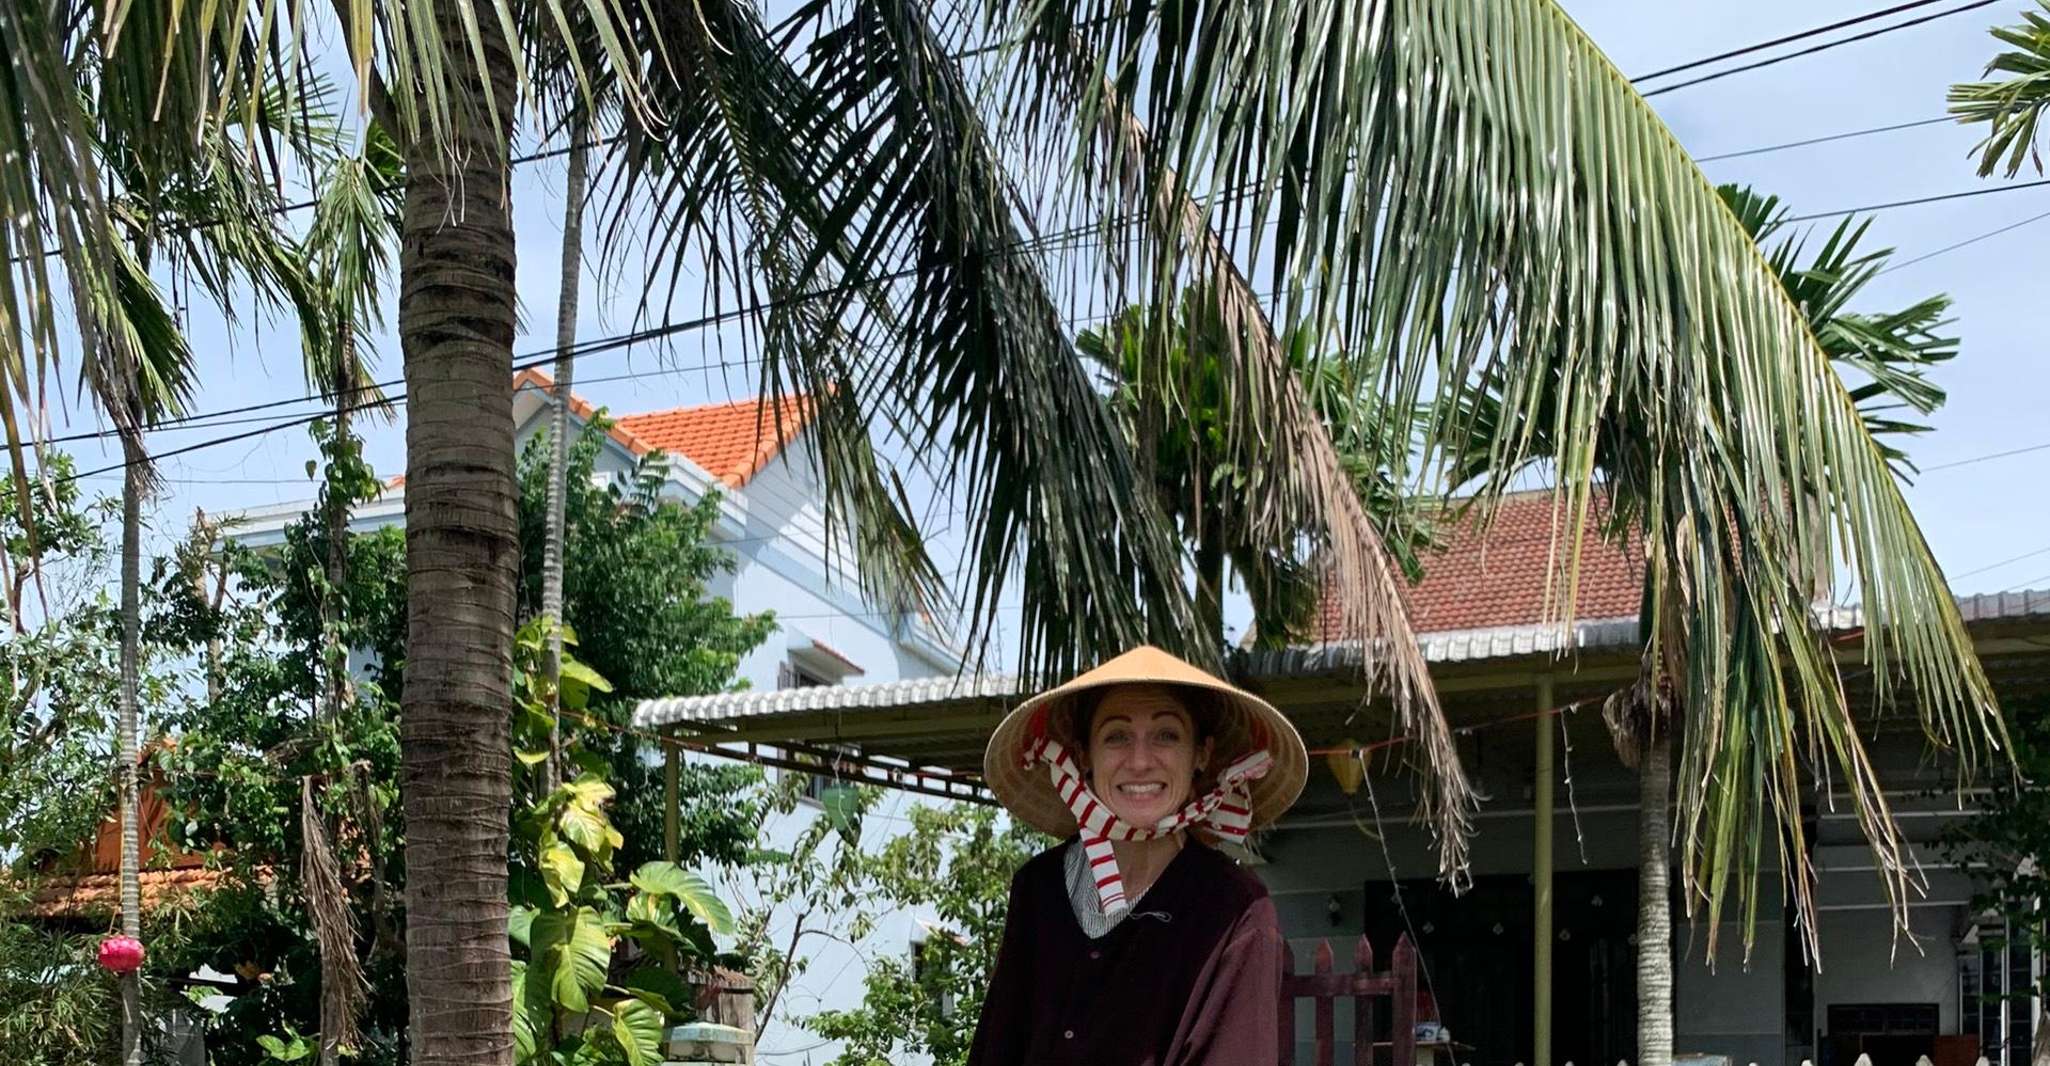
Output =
[
  {"x1": 986, "y1": 0, "x2": 2004, "y2": 957},
  {"x1": 1951, "y1": 0, "x2": 2050, "y2": 177}
]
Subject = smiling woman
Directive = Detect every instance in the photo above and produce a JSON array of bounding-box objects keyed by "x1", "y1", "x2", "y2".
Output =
[{"x1": 969, "y1": 646, "x2": 1308, "y2": 1066}]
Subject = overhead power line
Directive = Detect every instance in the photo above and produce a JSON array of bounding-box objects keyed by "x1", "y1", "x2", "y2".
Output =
[
  {"x1": 1693, "y1": 116, "x2": 1953, "y2": 164},
  {"x1": 1876, "y1": 207, "x2": 2050, "y2": 273},
  {"x1": 1781, "y1": 178, "x2": 2050, "y2": 222},
  {"x1": 1629, "y1": 0, "x2": 1968, "y2": 82},
  {"x1": 1633, "y1": 0, "x2": 2003, "y2": 97}
]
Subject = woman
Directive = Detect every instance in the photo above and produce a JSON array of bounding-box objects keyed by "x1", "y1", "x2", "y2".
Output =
[{"x1": 969, "y1": 645, "x2": 1307, "y2": 1066}]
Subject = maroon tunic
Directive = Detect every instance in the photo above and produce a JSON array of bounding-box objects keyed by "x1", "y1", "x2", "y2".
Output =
[{"x1": 968, "y1": 838, "x2": 1282, "y2": 1066}]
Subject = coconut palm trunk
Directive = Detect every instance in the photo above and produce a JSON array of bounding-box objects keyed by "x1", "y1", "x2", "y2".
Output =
[
  {"x1": 540, "y1": 119, "x2": 589, "y2": 794},
  {"x1": 1637, "y1": 733, "x2": 1673, "y2": 1066},
  {"x1": 394, "y1": 10, "x2": 523, "y2": 1062},
  {"x1": 117, "y1": 424, "x2": 145, "y2": 1066}
]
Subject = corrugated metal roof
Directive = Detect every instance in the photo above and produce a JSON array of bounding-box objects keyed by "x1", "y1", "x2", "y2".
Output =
[
  {"x1": 638, "y1": 673, "x2": 1025, "y2": 730},
  {"x1": 634, "y1": 589, "x2": 2050, "y2": 732}
]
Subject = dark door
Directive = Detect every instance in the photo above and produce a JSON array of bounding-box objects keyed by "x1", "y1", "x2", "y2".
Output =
[{"x1": 1363, "y1": 870, "x2": 1637, "y2": 1066}]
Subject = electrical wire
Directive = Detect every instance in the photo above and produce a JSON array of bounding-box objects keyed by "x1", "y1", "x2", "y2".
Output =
[{"x1": 1635, "y1": 0, "x2": 2003, "y2": 98}]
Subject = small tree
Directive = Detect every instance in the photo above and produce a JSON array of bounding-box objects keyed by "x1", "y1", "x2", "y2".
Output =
[
  {"x1": 803, "y1": 805, "x2": 1043, "y2": 1066},
  {"x1": 506, "y1": 618, "x2": 735, "y2": 1066}
]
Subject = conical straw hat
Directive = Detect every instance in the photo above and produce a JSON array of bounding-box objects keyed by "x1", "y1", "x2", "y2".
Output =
[{"x1": 983, "y1": 645, "x2": 1307, "y2": 838}]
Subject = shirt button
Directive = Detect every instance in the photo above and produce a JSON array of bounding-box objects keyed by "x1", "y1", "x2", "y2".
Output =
[
  {"x1": 1088, "y1": 950, "x2": 1101, "y2": 960},
  {"x1": 1063, "y1": 1030, "x2": 1075, "y2": 1040}
]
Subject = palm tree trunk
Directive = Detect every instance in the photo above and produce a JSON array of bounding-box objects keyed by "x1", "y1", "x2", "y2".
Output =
[
  {"x1": 395, "y1": 10, "x2": 522, "y2": 1064},
  {"x1": 325, "y1": 350, "x2": 353, "y2": 723},
  {"x1": 1637, "y1": 731, "x2": 1673, "y2": 1066},
  {"x1": 117, "y1": 426, "x2": 145, "y2": 1066},
  {"x1": 316, "y1": 347, "x2": 353, "y2": 1066},
  {"x1": 1193, "y1": 520, "x2": 1226, "y2": 652},
  {"x1": 540, "y1": 118, "x2": 589, "y2": 795}
]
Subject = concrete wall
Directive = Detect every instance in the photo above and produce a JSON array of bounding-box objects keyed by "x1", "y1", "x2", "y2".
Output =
[{"x1": 1812, "y1": 902, "x2": 1965, "y2": 1045}]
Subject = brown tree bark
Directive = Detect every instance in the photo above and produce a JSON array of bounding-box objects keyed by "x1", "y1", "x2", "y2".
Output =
[{"x1": 395, "y1": 9, "x2": 522, "y2": 1062}]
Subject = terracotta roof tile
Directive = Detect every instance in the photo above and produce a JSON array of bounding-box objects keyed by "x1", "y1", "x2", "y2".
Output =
[
  {"x1": 515, "y1": 368, "x2": 812, "y2": 487},
  {"x1": 21, "y1": 866, "x2": 229, "y2": 919},
  {"x1": 1315, "y1": 490, "x2": 1645, "y2": 638}
]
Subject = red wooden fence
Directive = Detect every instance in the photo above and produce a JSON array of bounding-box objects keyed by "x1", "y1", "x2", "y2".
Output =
[{"x1": 1279, "y1": 934, "x2": 1418, "y2": 1066}]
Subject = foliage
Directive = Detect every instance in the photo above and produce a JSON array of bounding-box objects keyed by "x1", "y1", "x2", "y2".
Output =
[
  {"x1": 0, "y1": 915, "x2": 117, "y2": 1065},
  {"x1": 129, "y1": 417, "x2": 771, "y2": 1060},
  {"x1": 516, "y1": 419, "x2": 775, "y2": 871},
  {"x1": 734, "y1": 774, "x2": 884, "y2": 1039},
  {"x1": 508, "y1": 618, "x2": 733, "y2": 1066},
  {"x1": 1447, "y1": 177, "x2": 1971, "y2": 961},
  {"x1": 804, "y1": 805, "x2": 1043, "y2": 1066},
  {"x1": 1077, "y1": 296, "x2": 1439, "y2": 645},
  {"x1": 1940, "y1": 700, "x2": 2050, "y2": 1007},
  {"x1": 0, "y1": 457, "x2": 127, "y2": 860},
  {"x1": 1952, "y1": 0, "x2": 2050, "y2": 178}
]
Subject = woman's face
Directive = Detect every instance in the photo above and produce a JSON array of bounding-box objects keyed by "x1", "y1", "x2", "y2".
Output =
[{"x1": 1085, "y1": 685, "x2": 1215, "y2": 827}]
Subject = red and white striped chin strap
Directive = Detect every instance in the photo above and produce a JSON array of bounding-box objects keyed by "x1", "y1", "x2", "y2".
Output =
[{"x1": 1022, "y1": 735, "x2": 1273, "y2": 918}]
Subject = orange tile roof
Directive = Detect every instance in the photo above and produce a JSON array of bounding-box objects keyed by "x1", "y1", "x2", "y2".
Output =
[
  {"x1": 21, "y1": 866, "x2": 230, "y2": 920},
  {"x1": 13, "y1": 750, "x2": 234, "y2": 920},
  {"x1": 1313, "y1": 490, "x2": 1645, "y2": 639},
  {"x1": 515, "y1": 368, "x2": 813, "y2": 488}
]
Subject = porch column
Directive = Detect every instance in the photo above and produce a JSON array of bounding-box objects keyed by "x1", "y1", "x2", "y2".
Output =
[
  {"x1": 1533, "y1": 672, "x2": 1555, "y2": 1066},
  {"x1": 664, "y1": 742, "x2": 681, "y2": 862}
]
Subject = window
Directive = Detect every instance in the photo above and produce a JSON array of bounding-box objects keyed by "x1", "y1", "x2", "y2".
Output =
[
  {"x1": 777, "y1": 659, "x2": 840, "y2": 802},
  {"x1": 910, "y1": 936, "x2": 957, "y2": 1017},
  {"x1": 1960, "y1": 917, "x2": 2040, "y2": 1066}
]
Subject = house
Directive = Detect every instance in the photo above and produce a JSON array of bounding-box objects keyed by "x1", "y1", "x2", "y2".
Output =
[
  {"x1": 15, "y1": 749, "x2": 230, "y2": 924},
  {"x1": 224, "y1": 368, "x2": 970, "y2": 1062},
  {"x1": 632, "y1": 489, "x2": 2050, "y2": 1066}
]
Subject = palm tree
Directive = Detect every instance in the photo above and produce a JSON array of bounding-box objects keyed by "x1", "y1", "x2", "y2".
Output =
[
  {"x1": 30, "y1": 2, "x2": 2010, "y2": 1058},
  {"x1": 1076, "y1": 297, "x2": 1437, "y2": 648},
  {"x1": 84, "y1": 70, "x2": 334, "y2": 1064},
  {"x1": 1451, "y1": 182, "x2": 1965, "y2": 1066},
  {"x1": 294, "y1": 128, "x2": 403, "y2": 1066}
]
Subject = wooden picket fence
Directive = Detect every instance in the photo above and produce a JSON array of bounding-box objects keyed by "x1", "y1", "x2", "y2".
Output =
[{"x1": 1280, "y1": 933, "x2": 1419, "y2": 1066}]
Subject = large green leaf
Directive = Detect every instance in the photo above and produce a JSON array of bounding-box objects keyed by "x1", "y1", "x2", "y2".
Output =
[
  {"x1": 629, "y1": 861, "x2": 734, "y2": 935},
  {"x1": 540, "y1": 843, "x2": 588, "y2": 906},
  {"x1": 511, "y1": 960, "x2": 539, "y2": 1061},
  {"x1": 1952, "y1": 0, "x2": 2050, "y2": 178},
  {"x1": 530, "y1": 907, "x2": 613, "y2": 1013},
  {"x1": 510, "y1": 905, "x2": 539, "y2": 948},
  {"x1": 607, "y1": 998, "x2": 666, "y2": 1066},
  {"x1": 970, "y1": 0, "x2": 2009, "y2": 961}
]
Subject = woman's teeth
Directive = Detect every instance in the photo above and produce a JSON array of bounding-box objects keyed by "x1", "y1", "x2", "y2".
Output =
[{"x1": 1119, "y1": 783, "x2": 1165, "y2": 796}]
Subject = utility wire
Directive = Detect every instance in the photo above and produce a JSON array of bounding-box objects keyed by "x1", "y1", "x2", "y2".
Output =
[
  {"x1": 1635, "y1": 0, "x2": 2003, "y2": 97},
  {"x1": 1693, "y1": 116, "x2": 1954, "y2": 163},
  {"x1": 1876, "y1": 206, "x2": 2050, "y2": 273},
  {"x1": 1921, "y1": 439, "x2": 2050, "y2": 472},
  {"x1": 1782, "y1": 178, "x2": 2050, "y2": 222},
  {"x1": 1629, "y1": 0, "x2": 1970, "y2": 82}
]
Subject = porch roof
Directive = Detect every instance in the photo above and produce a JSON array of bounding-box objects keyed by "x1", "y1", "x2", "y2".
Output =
[{"x1": 633, "y1": 587, "x2": 2050, "y2": 797}]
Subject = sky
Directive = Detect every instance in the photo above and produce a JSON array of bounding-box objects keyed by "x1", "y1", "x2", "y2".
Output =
[{"x1": 45, "y1": 0, "x2": 2050, "y2": 664}]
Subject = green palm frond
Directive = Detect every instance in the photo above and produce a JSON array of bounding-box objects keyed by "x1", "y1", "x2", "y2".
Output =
[
  {"x1": 1719, "y1": 185, "x2": 1956, "y2": 475},
  {"x1": 298, "y1": 125, "x2": 404, "y2": 413},
  {"x1": 1951, "y1": 0, "x2": 2050, "y2": 177},
  {"x1": 985, "y1": 0, "x2": 2003, "y2": 955}
]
